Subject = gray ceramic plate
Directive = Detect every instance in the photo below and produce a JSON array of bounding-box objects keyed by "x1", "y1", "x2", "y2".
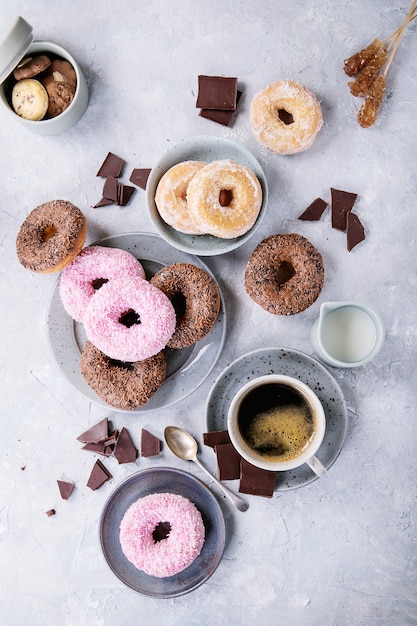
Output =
[
  {"x1": 146, "y1": 135, "x2": 268, "y2": 256},
  {"x1": 206, "y1": 347, "x2": 348, "y2": 490},
  {"x1": 46, "y1": 233, "x2": 226, "y2": 412},
  {"x1": 100, "y1": 467, "x2": 226, "y2": 597}
]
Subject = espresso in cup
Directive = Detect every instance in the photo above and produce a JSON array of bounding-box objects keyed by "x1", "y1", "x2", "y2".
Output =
[{"x1": 228, "y1": 374, "x2": 327, "y2": 476}]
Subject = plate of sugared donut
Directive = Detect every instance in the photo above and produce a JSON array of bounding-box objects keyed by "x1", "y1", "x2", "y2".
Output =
[
  {"x1": 100, "y1": 467, "x2": 226, "y2": 597},
  {"x1": 46, "y1": 233, "x2": 226, "y2": 412},
  {"x1": 146, "y1": 135, "x2": 268, "y2": 256}
]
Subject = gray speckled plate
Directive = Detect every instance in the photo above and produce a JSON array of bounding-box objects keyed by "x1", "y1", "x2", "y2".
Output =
[
  {"x1": 206, "y1": 347, "x2": 348, "y2": 490},
  {"x1": 46, "y1": 233, "x2": 226, "y2": 412},
  {"x1": 146, "y1": 135, "x2": 268, "y2": 256},
  {"x1": 99, "y1": 467, "x2": 226, "y2": 598}
]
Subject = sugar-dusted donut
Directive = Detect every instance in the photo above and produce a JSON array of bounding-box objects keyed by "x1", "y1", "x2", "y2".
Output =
[
  {"x1": 119, "y1": 492, "x2": 205, "y2": 577},
  {"x1": 59, "y1": 246, "x2": 146, "y2": 322},
  {"x1": 150, "y1": 262, "x2": 221, "y2": 349},
  {"x1": 16, "y1": 200, "x2": 87, "y2": 273},
  {"x1": 83, "y1": 276, "x2": 176, "y2": 362},
  {"x1": 250, "y1": 80, "x2": 323, "y2": 155},
  {"x1": 155, "y1": 161, "x2": 206, "y2": 234},
  {"x1": 80, "y1": 341, "x2": 166, "y2": 410},
  {"x1": 245, "y1": 233, "x2": 324, "y2": 315},
  {"x1": 187, "y1": 159, "x2": 263, "y2": 239}
]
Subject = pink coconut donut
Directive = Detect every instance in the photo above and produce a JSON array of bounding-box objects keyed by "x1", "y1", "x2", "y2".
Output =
[
  {"x1": 59, "y1": 246, "x2": 146, "y2": 322},
  {"x1": 119, "y1": 492, "x2": 205, "y2": 578},
  {"x1": 83, "y1": 276, "x2": 176, "y2": 362}
]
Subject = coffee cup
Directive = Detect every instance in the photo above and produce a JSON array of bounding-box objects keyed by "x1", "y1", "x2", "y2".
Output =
[{"x1": 227, "y1": 374, "x2": 327, "y2": 477}]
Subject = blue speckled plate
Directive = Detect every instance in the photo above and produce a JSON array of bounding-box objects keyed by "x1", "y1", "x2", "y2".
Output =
[
  {"x1": 99, "y1": 467, "x2": 226, "y2": 598},
  {"x1": 146, "y1": 135, "x2": 268, "y2": 256},
  {"x1": 206, "y1": 347, "x2": 348, "y2": 490},
  {"x1": 46, "y1": 233, "x2": 226, "y2": 412}
]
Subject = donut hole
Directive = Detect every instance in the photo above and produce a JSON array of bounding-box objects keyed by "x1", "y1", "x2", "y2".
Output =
[
  {"x1": 219, "y1": 189, "x2": 234, "y2": 207},
  {"x1": 91, "y1": 277, "x2": 109, "y2": 290},
  {"x1": 119, "y1": 308, "x2": 141, "y2": 327},
  {"x1": 171, "y1": 292, "x2": 187, "y2": 321},
  {"x1": 275, "y1": 261, "x2": 296, "y2": 285},
  {"x1": 152, "y1": 521, "x2": 171, "y2": 543},
  {"x1": 42, "y1": 224, "x2": 58, "y2": 242},
  {"x1": 277, "y1": 108, "x2": 294, "y2": 125}
]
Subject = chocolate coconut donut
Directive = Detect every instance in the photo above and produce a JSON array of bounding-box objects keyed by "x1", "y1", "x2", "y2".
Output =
[
  {"x1": 245, "y1": 234, "x2": 324, "y2": 315},
  {"x1": 150, "y1": 263, "x2": 221, "y2": 349},
  {"x1": 80, "y1": 341, "x2": 166, "y2": 410},
  {"x1": 16, "y1": 200, "x2": 87, "y2": 273}
]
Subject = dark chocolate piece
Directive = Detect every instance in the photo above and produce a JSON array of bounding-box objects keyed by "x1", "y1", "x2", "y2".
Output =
[
  {"x1": 117, "y1": 183, "x2": 135, "y2": 206},
  {"x1": 215, "y1": 443, "x2": 241, "y2": 481},
  {"x1": 77, "y1": 418, "x2": 108, "y2": 444},
  {"x1": 57, "y1": 480, "x2": 75, "y2": 500},
  {"x1": 141, "y1": 429, "x2": 161, "y2": 457},
  {"x1": 93, "y1": 197, "x2": 113, "y2": 208},
  {"x1": 203, "y1": 430, "x2": 231, "y2": 449},
  {"x1": 129, "y1": 168, "x2": 152, "y2": 190},
  {"x1": 82, "y1": 441, "x2": 112, "y2": 456},
  {"x1": 196, "y1": 75, "x2": 238, "y2": 110},
  {"x1": 103, "y1": 175, "x2": 118, "y2": 202},
  {"x1": 97, "y1": 152, "x2": 125, "y2": 178},
  {"x1": 331, "y1": 188, "x2": 357, "y2": 231},
  {"x1": 114, "y1": 427, "x2": 137, "y2": 464},
  {"x1": 299, "y1": 197, "x2": 328, "y2": 221},
  {"x1": 87, "y1": 459, "x2": 112, "y2": 490},
  {"x1": 104, "y1": 431, "x2": 119, "y2": 447},
  {"x1": 239, "y1": 459, "x2": 276, "y2": 498},
  {"x1": 346, "y1": 212, "x2": 365, "y2": 251},
  {"x1": 46, "y1": 509, "x2": 56, "y2": 517},
  {"x1": 200, "y1": 90, "x2": 242, "y2": 126}
]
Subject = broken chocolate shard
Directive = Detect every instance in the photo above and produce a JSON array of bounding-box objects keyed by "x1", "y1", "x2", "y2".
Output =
[
  {"x1": 77, "y1": 418, "x2": 109, "y2": 444},
  {"x1": 239, "y1": 458, "x2": 276, "y2": 498},
  {"x1": 114, "y1": 427, "x2": 137, "y2": 464},
  {"x1": 299, "y1": 197, "x2": 328, "y2": 221},
  {"x1": 196, "y1": 75, "x2": 238, "y2": 110},
  {"x1": 129, "y1": 168, "x2": 152, "y2": 190},
  {"x1": 96, "y1": 152, "x2": 125, "y2": 178},
  {"x1": 87, "y1": 459, "x2": 112, "y2": 490},
  {"x1": 215, "y1": 443, "x2": 241, "y2": 481},
  {"x1": 346, "y1": 212, "x2": 365, "y2": 251},
  {"x1": 93, "y1": 197, "x2": 113, "y2": 208},
  {"x1": 103, "y1": 175, "x2": 119, "y2": 202},
  {"x1": 141, "y1": 428, "x2": 161, "y2": 457},
  {"x1": 203, "y1": 430, "x2": 231, "y2": 449},
  {"x1": 331, "y1": 188, "x2": 358, "y2": 231},
  {"x1": 117, "y1": 183, "x2": 135, "y2": 206},
  {"x1": 200, "y1": 90, "x2": 242, "y2": 126},
  {"x1": 82, "y1": 441, "x2": 112, "y2": 456},
  {"x1": 57, "y1": 480, "x2": 75, "y2": 500},
  {"x1": 46, "y1": 509, "x2": 56, "y2": 517}
]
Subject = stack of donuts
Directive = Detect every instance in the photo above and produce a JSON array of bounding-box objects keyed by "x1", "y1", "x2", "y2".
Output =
[{"x1": 155, "y1": 158, "x2": 263, "y2": 239}]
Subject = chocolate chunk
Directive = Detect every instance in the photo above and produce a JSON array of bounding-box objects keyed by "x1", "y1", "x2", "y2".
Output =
[
  {"x1": 77, "y1": 418, "x2": 108, "y2": 444},
  {"x1": 93, "y1": 197, "x2": 113, "y2": 208},
  {"x1": 117, "y1": 183, "x2": 135, "y2": 206},
  {"x1": 82, "y1": 441, "x2": 112, "y2": 456},
  {"x1": 239, "y1": 459, "x2": 276, "y2": 498},
  {"x1": 215, "y1": 443, "x2": 241, "y2": 481},
  {"x1": 129, "y1": 168, "x2": 152, "y2": 190},
  {"x1": 200, "y1": 90, "x2": 242, "y2": 126},
  {"x1": 114, "y1": 427, "x2": 137, "y2": 464},
  {"x1": 46, "y1": 509, "x2": 56, "y2": 517},
  {"x1": 331, "y1": 188, "x2": 358, "y2": 231},
  {"x1": 97, "y1": 152, "x2": 125, "y2": 178},
  {"x1": 299, "y1": 197, "x2": 328, "y2": 221},
  {"x1": 103, "y1": 175, "x2": 118, "y2": 202},
  {"x1": 196, "y1": 75, "x2": 238, "y2": 110},
  {"x1": 346, "y1": 212, "x2": 365, "y2": 251},
  {"x1": 57, "y1": 480, "x2": 75, "y2": 500},
  {"x1": 141, "y1": 429, "x2": 161, "y2": 457},
  {"x1": 203, "y1": 430, "x2": 231, "y2": 448},
  {"x1": 87, "y1": 459, "x2": 112, "y2": 490}
]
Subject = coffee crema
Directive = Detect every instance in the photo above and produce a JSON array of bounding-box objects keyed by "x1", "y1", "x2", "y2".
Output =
[{"x1": 238, "y1": 383, "x2": 316, "y2": 462}]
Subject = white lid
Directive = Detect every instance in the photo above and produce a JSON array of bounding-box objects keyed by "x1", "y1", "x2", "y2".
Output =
[{"x1": 0, "y1": 16, "x2": 33, "y2": 85}]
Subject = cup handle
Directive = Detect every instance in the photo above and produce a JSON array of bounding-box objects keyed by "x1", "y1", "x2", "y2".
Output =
[{"x1": 307, "y1": 455, "x2": 327, "y2": 477}]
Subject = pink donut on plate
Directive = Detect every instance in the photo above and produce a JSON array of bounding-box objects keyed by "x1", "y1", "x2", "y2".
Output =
[
  {"x1": 59, "y1": 246, "x2": 146, "y2": 322},
  {"x1": 119, "y1": 492, "x2": 205, "y2": 578},
  {"x1": 83, "y1": 276, "x2": 176, "y2": 362}
]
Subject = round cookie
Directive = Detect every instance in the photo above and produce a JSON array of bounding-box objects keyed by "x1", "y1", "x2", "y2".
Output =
[
  {"x1": 12, "y1": 79, "x2": 49, "y2": 121},
  {"x1": 244, "y1": 233, "x2": 324, "y2": 315},
  {"x1": 13, "y1": 55, "x2": 51, "y2": 80},
  {"x1": 80, "y1": 341, "x2": 166, "y2": 410},
  {"x1": 45, "y1": 81, "x2": 76, "y2": 117}
]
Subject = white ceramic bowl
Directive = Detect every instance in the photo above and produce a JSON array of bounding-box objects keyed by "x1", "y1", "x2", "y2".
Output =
[{"x1": 146, "y1": 135, "x2": 268, "y2": 256}]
